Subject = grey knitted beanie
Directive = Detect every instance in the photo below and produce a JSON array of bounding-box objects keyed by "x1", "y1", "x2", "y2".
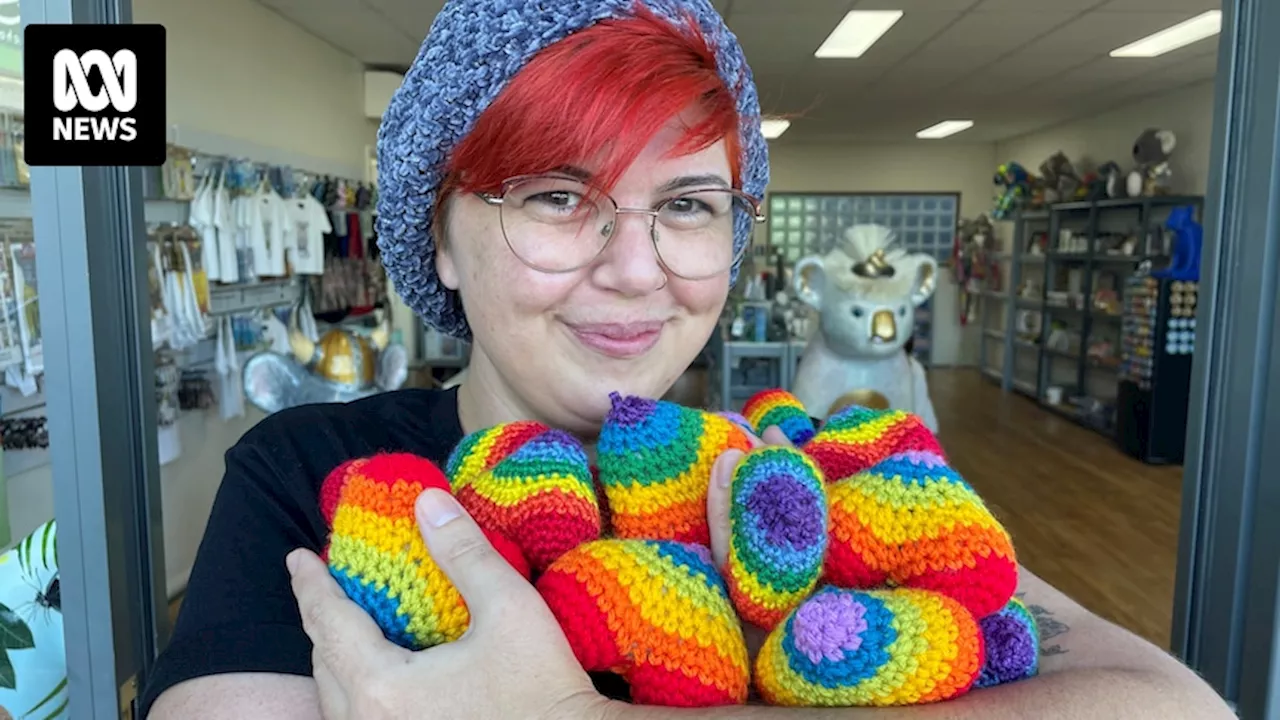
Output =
[{"x1": 375, "y1": 0, "x2": 770, "y2": 340}]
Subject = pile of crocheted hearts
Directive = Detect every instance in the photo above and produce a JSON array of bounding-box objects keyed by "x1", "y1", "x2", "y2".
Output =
[{"x1": 318, "y1": 389, "x2": 1039, "y2": 709}]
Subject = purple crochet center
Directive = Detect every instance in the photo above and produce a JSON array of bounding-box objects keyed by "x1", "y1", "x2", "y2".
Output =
[
  {"x1": 376, "y1": 0, "x2": 770, "y2": 340},
  {"x1": 977, "y1": 612, "x2": 1039, "y2": 687},
  {"x1": 607, "y1": 392, "x2": 658, "y2": 426},
  {"x1": 746, "y1": 474, "x2": 824, "y2": 549},
  {"x1": 791, "y1": 591, "x2": 868, "y2": 665}
]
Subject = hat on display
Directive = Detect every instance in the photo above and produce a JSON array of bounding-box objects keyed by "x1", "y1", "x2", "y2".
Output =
[{"x1": 375, "y1": 0, "x2": 771, "y2": 340}]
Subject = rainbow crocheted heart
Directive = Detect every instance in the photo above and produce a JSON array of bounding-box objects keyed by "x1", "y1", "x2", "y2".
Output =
[
  {"x1": 322, "y1": 453, "x2": 530, "y2": 650},
  {"x1": 446, "y1": 421, "x2": 601, "y2": 572},
  {"x1": 976, "y1": 597, "x2": 1040, "y2": 689},
  {"x1": 754, "y1": 586, "x2": 983, "y2": 707},
  {"x1": 804, "y1": 405, "x2": 945, "y2": 484},
  {"x1": 742, "y1": 389, "x2": 817, "y2": 446},
  {"x1": 537, "y1": 538, "x2": 750, "y2": 707},
  {"x1": 724, "y1": 446, "x2": 828, "y2": 630},
  {"x1": 597, "y1": 393, "x2": 752, "y2": 545},
  {"x1": 824, "y1": 450, "x2": 1018, "y2": 619}
]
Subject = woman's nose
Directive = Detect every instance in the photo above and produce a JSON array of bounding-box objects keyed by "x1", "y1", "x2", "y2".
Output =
[{"x1": 590, "y1": 211, "x2": 667, "y2": 296}]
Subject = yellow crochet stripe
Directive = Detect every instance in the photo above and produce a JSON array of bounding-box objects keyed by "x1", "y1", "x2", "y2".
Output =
[
  {"x1": 811, "y1": 410, "x2": 912, "y2": 445},
  {"x1": 329, "y1": 504, "x2": 468, "y2": 645},
  {"x1": 603, "y1": 416, "x2": 731, "y2": 517},
  {"x1": 828, "y1": 476, "x2": 1009, "y2": 547},
  {"x1": 756, "y1": 589, "x2": 967, "y2": 707},
  {"x1": 448, "y1": 426, "x2": 504, "y2": 491},
  {"x1": 582, "y1": 541, "x2": 749, "y2": 676},
  {"x1": 468, "y1": 471, "x2": 596, "y2": 507},
  {"x1": 725, "y1": 555, "x2": 813, "y2": 622}
]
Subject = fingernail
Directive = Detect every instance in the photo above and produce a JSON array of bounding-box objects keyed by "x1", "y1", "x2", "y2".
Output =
[
  {"x1": 418, "y1": 489, "x2": 462, "y2": 528},
  {"x1": 717, "y1": 450, "x2": 743, "y2": 488}
]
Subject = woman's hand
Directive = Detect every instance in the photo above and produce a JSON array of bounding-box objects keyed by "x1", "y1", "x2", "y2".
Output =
[
  {"x1": 706, "y1": 425, "x2": 794, "y2": 660},
  {"x1": 287, "y1": 489, "x2": 611, "y2": 720}
]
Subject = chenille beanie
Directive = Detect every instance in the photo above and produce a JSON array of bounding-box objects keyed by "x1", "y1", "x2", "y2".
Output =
[{"x1": 374, "y1": 0, "x2": 771, "y2": 340}]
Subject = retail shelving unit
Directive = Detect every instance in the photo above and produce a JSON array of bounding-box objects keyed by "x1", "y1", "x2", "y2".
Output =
[
  {"x1": 981, "y1": 195, "x2": 1204, "y2": 438},
  {"x1": 979, "y1": 208, "x2": 1049, "y2": 398}
]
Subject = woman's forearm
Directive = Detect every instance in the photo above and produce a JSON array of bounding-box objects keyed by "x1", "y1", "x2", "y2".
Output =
[
  {"x1": 603, "y1": 666, "x2": 1232, "y2": 720},
  {"x1": 604, "y1": 566, "x2": 1233, "y2": 720}
]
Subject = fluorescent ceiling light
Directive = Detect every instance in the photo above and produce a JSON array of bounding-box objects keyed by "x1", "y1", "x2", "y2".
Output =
[
  {"x1": 815, "y1": 10, "x2": 903, "y2": 59},
  {"x1": 916, "y1": 120, "x2": 974, "y2": 139},
  {"x1": 761, "y1": 119, "x2": 791, "y2": 139},
  {"x1": 1110, "y1": 11, "x2": 1222, "y2": 58}
]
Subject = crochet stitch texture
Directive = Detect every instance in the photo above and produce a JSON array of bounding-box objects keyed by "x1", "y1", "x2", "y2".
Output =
[
  {"x1": 321, "y1": 389, "x2": 1039, "y2": 706},
  {"x1": 375, "y1": 0, "x2": 770, "y2": 339}
]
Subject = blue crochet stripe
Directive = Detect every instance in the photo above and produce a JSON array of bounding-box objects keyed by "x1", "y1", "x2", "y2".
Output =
[
  {"x1": 873, "y1": 455, "x2": 972, "y2": 491},
  {"x1": 781, "y1": 588, "x2": 896, "y2": 689},
  {"x1": 375, "y1": 0, "x2": 769, "y2": 339},
  {"x1": 331, "y1": 565, "x2": 416, "y2": 649},
  {"x1": 649, "y1": 540, "x2": 729, "y2": 597}
]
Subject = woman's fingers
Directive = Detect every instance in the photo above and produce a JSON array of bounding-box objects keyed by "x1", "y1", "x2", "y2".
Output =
[
  {"x1": 708, "y1": 449, "x2": 744, "y2": 570},
  {"x1": 416, "y1": 489, "x2": 531, "y2": 626},
  {"x1": 760, "y1": 425, "x2": 794, "y2": 447},
  {"x1": 286, "y1": 548, "x2": 398, "y2": 681}
]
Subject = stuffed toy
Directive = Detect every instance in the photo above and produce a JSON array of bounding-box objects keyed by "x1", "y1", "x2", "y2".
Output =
[
  {"x1": 1038, "y1": 151, "x2": 1082, "y2": 205},
  {"x1": 992, "y1": 162, "x2": 1034, "y2": 219},
  {"x1": 319, "y1": 390, "x2": 1038, "y2": 708},
  {"x1": 1128, "y1": 128, "x2": 1178, "y2": 197}
]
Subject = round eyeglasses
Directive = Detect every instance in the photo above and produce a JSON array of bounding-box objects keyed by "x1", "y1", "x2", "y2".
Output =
[{"x1": 477, "y1": 173, "x2": 766, "y2": 280}]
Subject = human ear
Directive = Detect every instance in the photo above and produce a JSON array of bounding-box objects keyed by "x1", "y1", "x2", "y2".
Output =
[
  {"x1": 433, "y1": 200, "x2": 460, "y2": 291},
  {"x1": 793, "y1": 256, "x2": 825, "y2": 310}
]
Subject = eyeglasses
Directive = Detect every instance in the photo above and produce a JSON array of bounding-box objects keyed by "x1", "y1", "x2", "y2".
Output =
[{"x1": 477, "y1": 173, "x2": 766, "y2": 280}]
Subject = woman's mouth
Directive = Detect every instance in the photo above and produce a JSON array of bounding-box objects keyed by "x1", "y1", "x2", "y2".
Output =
[{"x1": 566, "y1": 321, "x2": 665, "y2": 359}]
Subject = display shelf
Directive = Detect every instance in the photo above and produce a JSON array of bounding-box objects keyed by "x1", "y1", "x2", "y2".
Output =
[
  {"x1": 983, "y1": 195, "x2": 1204, "y2": 439},
  {"x1": 208, "y1": 278, "x2": 300, "y2": 316}
]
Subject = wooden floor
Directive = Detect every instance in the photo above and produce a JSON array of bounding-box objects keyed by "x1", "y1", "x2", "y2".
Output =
[{"x1": 929, "y1": 368, "x2": 1183, "y2": 650}]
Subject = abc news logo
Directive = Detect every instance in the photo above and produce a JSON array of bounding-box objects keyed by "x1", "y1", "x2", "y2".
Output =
[
  {"x1": 24, "y1": 24, "x2": 166, "y2": 167},
  {"x1": 53, "y1": 49, "x2": 139, "y2": 142}
]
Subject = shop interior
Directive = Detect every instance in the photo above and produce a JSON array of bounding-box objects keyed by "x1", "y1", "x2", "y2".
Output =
[{"x1": 0, "y1": 0, "x2": 1242, "y2": 716}]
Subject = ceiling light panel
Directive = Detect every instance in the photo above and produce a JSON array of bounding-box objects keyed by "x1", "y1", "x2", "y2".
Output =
[
  {"x1": 916, "y1": 120, "x2": 974, "y2": 139},
  {"x1": 815, "y1": 10, "x2": 904, "y2": 59},
  {"x1": 1110, "y1": 11, "x2": 1222, "y2": 58}
]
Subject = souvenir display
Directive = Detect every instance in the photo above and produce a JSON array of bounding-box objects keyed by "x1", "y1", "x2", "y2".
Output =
[
  {"x1": 790, "y1": 224, "x2": 939, "y2": 430},
  {"x1": 951, "y1": 215, "x2": 1000, "y2": 325},
  {"x1": 241, "y1": 308, "x2": 408, "y2": 414}
]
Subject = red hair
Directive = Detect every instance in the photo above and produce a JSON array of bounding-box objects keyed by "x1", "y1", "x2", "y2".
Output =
[{"x1": 441, "y1": 5, "x2": 742, "y2": 205}]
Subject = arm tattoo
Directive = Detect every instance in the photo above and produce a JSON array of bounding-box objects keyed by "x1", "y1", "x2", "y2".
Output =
[{"x1": 1016, "y1": 592, "x2": 1070, "y2": 656}]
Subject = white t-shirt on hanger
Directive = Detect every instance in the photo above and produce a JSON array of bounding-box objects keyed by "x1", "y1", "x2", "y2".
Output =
[
  {"x1": 189, "y1": 184, "x2": 221, "y2": 282},
  {"x1": 214, "y1": 186, "x2": 238, "y2": 284},
  {"x1": 288, "y1": 195, "x2": 332, "y2": 275},
  {"x1": 254, "y1": 189, "x2": 288, "y2": 278}
]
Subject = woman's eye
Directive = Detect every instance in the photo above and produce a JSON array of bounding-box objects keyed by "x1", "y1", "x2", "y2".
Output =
[
  {"x1": 667, "y1": 197, "x2": 709, "y2": 215},
  {"x1": 531, "y1": 190, "x2": 581, "y2": 209}
]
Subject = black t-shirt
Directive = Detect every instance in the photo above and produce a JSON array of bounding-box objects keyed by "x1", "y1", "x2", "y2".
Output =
[{"x1": 138, "y1": 387, "x2": 634, "y2": 718}]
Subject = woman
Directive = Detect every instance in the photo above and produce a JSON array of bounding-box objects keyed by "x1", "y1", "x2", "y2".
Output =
[{"x1": 144, "y1": 1, "x2": 1232, "y2": 718}]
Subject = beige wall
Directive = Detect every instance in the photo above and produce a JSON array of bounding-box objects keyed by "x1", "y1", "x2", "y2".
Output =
[
  {"x1": 996, "y1": 81, "x2": 1216, "y2": 196},
  {"x1": 135, "y1": 0, "x2": 371, "y2": 176}
]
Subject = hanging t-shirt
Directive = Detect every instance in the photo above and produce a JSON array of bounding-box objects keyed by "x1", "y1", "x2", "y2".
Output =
[
  {"x1": 254, "y1": 189, "x2": 289, "y2": 278},
  {"x1": 189, "y1": 184, "x2": 221, "y2": 282},
  {"x1": 214, "y1": 186, "x2": 238, "y2": 284},
  {"x1": 233, "y1": 195, "x2": 260, "y2": 283},
  {"x1": 288, "y1": 195, "x2": 332, "y2": 275}
]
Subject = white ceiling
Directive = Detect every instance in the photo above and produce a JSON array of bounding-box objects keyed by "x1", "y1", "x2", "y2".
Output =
[{"x1": 257, "y1": 0, "x2": 1221, "y2": 143}]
